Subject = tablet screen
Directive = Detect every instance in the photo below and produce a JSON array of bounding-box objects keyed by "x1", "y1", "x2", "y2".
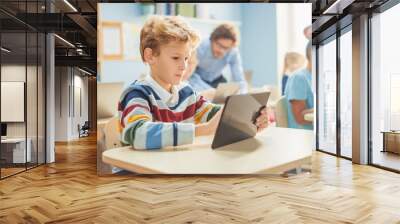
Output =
[{"x1": 211, "y1": 92, "x2": 270, "y2": 149}]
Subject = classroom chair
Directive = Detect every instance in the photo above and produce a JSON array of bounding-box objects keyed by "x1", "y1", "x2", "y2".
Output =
[{"x1": 275, "y1": 95, "x2": 289, "y2": 128}]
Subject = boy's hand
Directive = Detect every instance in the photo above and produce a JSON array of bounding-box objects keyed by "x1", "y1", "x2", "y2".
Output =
[
  {"x1": 195, "y1": 109, "x2": 222, "y2": 136},
  {"x1": 200, "y1": 88, "x2": 216, "y2": 101},
  {"x1": 207, "y1": 109, "x2": 222, "y2": 133},
  {"x1": 255, "y1": 107, "x2": 268, "y2": 132}
]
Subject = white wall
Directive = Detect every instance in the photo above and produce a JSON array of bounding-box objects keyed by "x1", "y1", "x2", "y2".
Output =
[
  {"x1": 1, "y1": 64, "x2": 46, "y2": 164},
  {"x1": 276, "y1": 3, "x2": 311, "y2": 93},
  {"x1": 54, "y1": 67, "x2": 89, "y2": 141},
  {"x1": 55, "y1": 67, "x2": 67, "y2": 141},
  {"x1": 241, "y1": 4, "x2": 277, "y2": 87},
  {"x1": 1, "y1": 65, "x2": 26, "y2": 139},
  {"x1": 72, "y1": 73, "x2": 89, "y2": 138},
  {"x1": 1, "y1": 65, "x2": 36, "y2": 137}
]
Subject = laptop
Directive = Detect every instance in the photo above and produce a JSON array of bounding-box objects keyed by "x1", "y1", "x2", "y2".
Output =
[
  {"x1": 212, "y1": 83, "x2": 240, "y2": 104},
  {"x1": 211, "y1": 92, "x2": 270, "y2": 149}
]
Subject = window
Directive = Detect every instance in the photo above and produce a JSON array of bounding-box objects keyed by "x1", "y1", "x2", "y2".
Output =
[
  {"x1": 0, "y1": 1, "x2": 47, "y2": 179},
  {"x1": 318, "y1": 36, "x2": 337, "y2": 155},
  {"x1": 371, "y1": 3, "x2": 400, "y2": 171},
  {"x1": 339, "y1": 28, "x2": 352, "y2": 158}
]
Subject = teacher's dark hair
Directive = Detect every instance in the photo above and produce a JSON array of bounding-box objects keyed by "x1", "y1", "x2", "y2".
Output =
[{"x1": 210, "y1": 23, "x2": 239, "y2": 46}]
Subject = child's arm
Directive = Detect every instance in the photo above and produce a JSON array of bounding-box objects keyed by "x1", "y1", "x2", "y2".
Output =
[
  {"x1": 192, "y1": 93, "x2": 222, "y2": 136},
  {"x1": 193, "y1": 94, "x2": 221, "y2": 124},
  {"x1": 119, "y1": 91, "x2": 195, "y2": 150},
  {"x1": 194, "y1": 109, "x2": 222, "y2": 136}
]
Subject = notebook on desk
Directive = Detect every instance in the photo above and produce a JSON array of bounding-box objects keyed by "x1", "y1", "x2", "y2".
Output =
[{"x1": 211, "y1": 91, "x2": 270, "y2": 149}]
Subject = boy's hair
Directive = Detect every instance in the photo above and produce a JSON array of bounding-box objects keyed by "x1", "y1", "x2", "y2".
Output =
[
  {"x1": 140, "y1": 15, "x2": 200, "y2": 62},
  {"x1": 210, "y1": 23, "x2": 239, "y2": 46}
]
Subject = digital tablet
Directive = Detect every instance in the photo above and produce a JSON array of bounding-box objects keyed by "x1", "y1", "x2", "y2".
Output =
[{"x1": 211, "y1": 92, "x2": 270, "y2": 149}]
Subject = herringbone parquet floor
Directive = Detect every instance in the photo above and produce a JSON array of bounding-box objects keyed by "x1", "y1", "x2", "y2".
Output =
[{"x1": 1, "y1": 134, "x2": 400, "y2": 223}]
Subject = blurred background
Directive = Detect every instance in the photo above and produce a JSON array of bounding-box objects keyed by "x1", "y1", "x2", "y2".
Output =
[{"x1": 97, "y1": 3, "x2": 311, "y2": 96}]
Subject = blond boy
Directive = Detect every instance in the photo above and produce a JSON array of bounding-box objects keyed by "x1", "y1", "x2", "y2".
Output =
[{"x1": 118, "y1": 16, "x2": 268, "y2": 150}]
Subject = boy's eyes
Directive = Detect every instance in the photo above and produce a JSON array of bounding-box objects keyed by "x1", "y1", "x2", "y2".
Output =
[{"x1": 172, "y1": 56, "x2": 189, "y2": 61}]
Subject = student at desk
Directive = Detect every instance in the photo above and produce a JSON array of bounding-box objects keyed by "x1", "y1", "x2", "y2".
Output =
[
  {"x1": 284, "y1": 41, "x2": 313, "y2": 130},
  {"x1": 281, "y1": 52, "x2": 306, "y2": 96},
  {"x1": 118, "y1": 16, "x2": 268, "y2": 150}
]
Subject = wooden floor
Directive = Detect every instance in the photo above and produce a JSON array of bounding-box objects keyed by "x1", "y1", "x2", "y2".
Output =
[
  {"x1": 1, "y1": 163, "x2": 45, "y2": 178},
  {"x1": 1, "y1": 167, "x2": 26, "y2": 178},
  {"x1": 1, "y1": 135, "x2": 400, "y2": 223}
]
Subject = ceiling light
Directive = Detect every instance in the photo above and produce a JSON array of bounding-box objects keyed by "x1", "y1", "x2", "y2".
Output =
[
  {"x1": 322, "y1": 0, "x2": 354, "y2": 15},
  {"x1": 78, "y1": 67, "x2": 93, "y2": 76},
  {"x1": 1, "y1": 47, "x2": 11, "y2": 53},
  {"x1": 54, "y1": 34, "x2": 75, "y2": 48},
  {"x1": 323, "y1": 0, "x2": 341, "y2": 14},
  {"x1": 76, "y1": 48, "x2": 84, "y2": 55},
  {"x1": 63, "y1": 0, "x2": 78, "y2": 12}
]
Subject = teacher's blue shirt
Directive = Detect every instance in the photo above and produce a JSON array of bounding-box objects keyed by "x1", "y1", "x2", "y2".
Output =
[
  {"x1": 284, "y1": 69, "x2": 314, "y2": 130},
  {"x1": 188, "y1": 39, "x2": 247, "y2": 93}
]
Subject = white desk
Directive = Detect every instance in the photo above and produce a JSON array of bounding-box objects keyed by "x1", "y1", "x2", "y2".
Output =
[
  {"x1": 103, "y1": 127, "x2": 313, "y2": 175},
  {"x1": 1, "y1": 138, "x2": 31, "y2": 163}
]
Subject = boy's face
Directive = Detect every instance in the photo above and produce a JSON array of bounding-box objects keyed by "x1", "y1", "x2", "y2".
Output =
[
  {"x1": 148, "y1": 41, "x2": 191, "y2": 88},
  {"x1": 182, "y1": 51, "x2": 198, "y2": 81},
  {"x1": 211, "y1": 38, "x2": 234, "y2": 59}
]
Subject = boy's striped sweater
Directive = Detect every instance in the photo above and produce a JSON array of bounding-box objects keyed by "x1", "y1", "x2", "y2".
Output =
[{"x1": 118, "y1": 75, "x2": 221, "y2": 150}]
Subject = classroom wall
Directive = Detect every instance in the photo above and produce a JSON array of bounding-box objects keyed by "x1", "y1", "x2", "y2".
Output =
[
  {"x1": 98, "y1": 3, "x2": 308, "y2": 89},
  {"x1": 98, "y1": 3, "x2": 245, "y2": 85},
  {"x1": 99, "y1": 3, "x2": 142, "y2": 21},
  {"x1": 54, "y1": 67, "x2": 89, "y2": 141},
  {"x1": 241, "y1": 4, "x2": 277, "y2": 87},
  {"x1": 276, "y1": 4, "x2": 312, "y2": 93},
  {"x1": 98, "y1": 3, "x2": 249, "y2": 87},
  {"x1": 205, "y1": 3, "x2": 242, "y2": 21},
  {"x1": 99, "y1": 3, "x2": 242, "y2": 26},
  {"x1": 98, "y1": 3, "x2": 145, "y2": 86}
]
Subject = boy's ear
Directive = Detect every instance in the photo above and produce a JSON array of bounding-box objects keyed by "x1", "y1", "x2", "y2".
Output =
[{"x1": 144, "y1": 48, "x2": 155, "y2": 64}]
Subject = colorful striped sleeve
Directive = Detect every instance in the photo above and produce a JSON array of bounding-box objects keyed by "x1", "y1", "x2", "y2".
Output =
[
  {"x1": 119, "y1": 89, "x2": 195, "y2": 150},
  {"x1": 193, "y1": 93, "x2": 221, "y2": 124}
]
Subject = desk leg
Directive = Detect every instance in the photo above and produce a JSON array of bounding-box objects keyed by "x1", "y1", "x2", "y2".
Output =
[{"x1": 281, "y1": 167, "x2": 311, "y2": 177}]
